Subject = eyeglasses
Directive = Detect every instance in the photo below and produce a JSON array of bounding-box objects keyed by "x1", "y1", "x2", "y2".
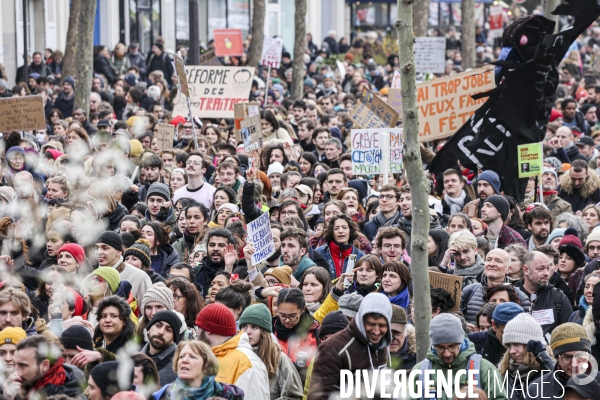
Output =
[
  {"x1": 266, "y1": 279, "x2": 278, "y2": 286},
  {"x1": 589, "y1": 245, "x2": 600, "y2": 252},
  {"x1": 391, "y1": 330, "x2": 405, "y2": 339},
  {"x1": 382, "y1": 244, "x2": 402, "y2": 251},
  {"x1": 186, "y1": 160, "x2": 202, "y2": 166},
  {"x1": 280, "y1": 211, "x2": 298, "y2": 217},
  {"x1": 277, "y1": 313, "x2": 299, "y2": 322},
  {"x1": 559, "y1": 353, "x2": 589, "y2": 363},
  {"x1": 173, "y1": 295, "x2": 183, "y2": 301},
  {"x1": 380, "y1": 194, "x2": 398, "y2": 200},
  {"x1": 434, "y1": 344, "x2": 460, "y2": 353}
]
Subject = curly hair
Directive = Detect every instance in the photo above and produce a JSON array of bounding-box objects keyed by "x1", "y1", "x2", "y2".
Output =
[{"x1": 322, "y1": 214, "x2": 359, "y2": 244}]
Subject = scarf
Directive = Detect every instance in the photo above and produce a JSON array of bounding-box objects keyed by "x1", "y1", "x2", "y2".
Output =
[
  {"x1": 387, "y1": 287, "x2": 410, "y2": 308},
  {"x1": 305, "y1": 302, "x2": 322, "y2": 313},
  {"x1": 170, "y1": 376, "x2": 217, "y2": 400},
  {"x1": 375, "y1": 210, "x2": 401, "y2": 228},
  {"x1": 580, "y1": 295, "x2": 590, "y2": 312},
  {"x1": 351, "y1": 281, "x2": 380, "y2": 297},
  {"x1": 33, "y1": 357, "x2": 67, "y2": 391},
  {"x1": 453, "y1": 255, "x2": 485, "y2": 278},
  {"x1": 273, "y1": 311, "x2": 314, "y2": 341},
  {"x1": 543, "y1": 190, "x2": 557, "y2": 196},
  {"x1": 329, "y1": 240, "x2": 353, "y2": 277},
  {"x1": 444, "y1": 191, "x2": 467, "y2": 214},
  {"x1": 231, "y1": 179, "x2": 242, "y2": 194}
]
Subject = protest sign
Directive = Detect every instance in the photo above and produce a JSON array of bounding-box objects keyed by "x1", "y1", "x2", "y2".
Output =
[
  {"x1": 0, "y1": 96, "x2": 46, "y2": 132},
  {"x1": 174, "y1": 53, "x2": 189, "y2": 97},
  {"x1": 388, "y1": 89, "x2": 403, "y2": 121},
  {"x1": 172, "y1": 66, "x2": 255, "y2": 119},
  {"x1": 336, "y1": 60, "x2": 347, "y2": 79},
  {"x1": 213, "y1": 29, "x2": 244, "y2": 57},
  {"x1": 518, "y1": 143, "x2": 543, "y2": 178},
  {"x1": 240, "y1": 115, "x2": 263, "y2": 152},
  {"x1": 247, "y1": 213, "x2": 275, "y2": 266},
  {"x1": 261, "y1": 37, "x2": 283, "y2": 68},
  {"x1": 199, "y1": 49, "x2": 221, "y2": 66},
  {"x1": 391, "y1": 70, "x2": 401, "y2": 89},
  {"x1": 155, "y1": 123, "x2": 175, "y2": 151},
  {"x1": 414, "y1": 37, "x2": 446, "y2": 74},
  {"x1": 351, "y1": 128, "x2": 403, "y2": 175},
  {"x1": 429, "y1": 271, "x2": 463, "y2": 313},
  {"x1": 234, "y1": 102, "x2": 260, "y2": 141},
  {"x1": 489, "y1": 6, "x2": 504, "y2": 39},
  {"x1": 349, "y1": 88, "x2": 399, "y2": 129}
]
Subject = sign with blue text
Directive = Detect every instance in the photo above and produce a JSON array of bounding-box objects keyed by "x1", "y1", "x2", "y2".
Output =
[
  {"x1": 247, "y1": 212, "x2": 275, "y2": 266},
  {"x1": 351, "y1": 128, "x2": 403, "y2": 175}
]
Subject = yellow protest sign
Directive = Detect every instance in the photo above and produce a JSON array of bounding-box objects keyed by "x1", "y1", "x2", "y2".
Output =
[{"x1": 518, "y1": 143, "x2": 543, "y2": 178}]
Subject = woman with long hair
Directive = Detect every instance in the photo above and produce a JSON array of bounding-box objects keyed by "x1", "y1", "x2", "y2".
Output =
[
  {"x1": 298, "y1": 267, "x2": 332, "y2": 315},
  {"x1": 336, "y1": 254, "x2": 383, "y2": 297},
  {"x1": 207, "y1": 271, "x2": 232, "y2": 304},
  {"x1": 298, "y1": 153, "x2": 317, "y2": 177},
  {"x1": 315, "y1": 214, "x2": 365, "y2": 279},
  {"x1": 382, "y1": 260, "x2": 411, "y2": 309},
  {"x1": 569, "y1": 271, "x2": 600, "y2": 324},
  {"x1": 33, "y1": 265, "x2": 68, "y2": 321},
  {"x1": 582, "y1": 204, "x2": 600, "y2": 233},
  {"x1": 166, "y1": 277, "x2": 204, "y2": 330},
  {"x1": 336, "y1": 187, "x2": 366, "y2": 224},
  {"x1": 239, "y1": 304, "x2": 304, "y2": 399},
  {"x1": 260, "y1": 110, "x2": 293, "y2": 149},
  {"x1": 140, "y1": 221, "x2": 179, "y2": 277},
  {"x1": 209, "y1": 186, "x2": 236, "y2": 222},
  {"x1": 172, "y1": 202, "x2": 210, "y2": 262},
  {"x1": 428, "y1": 229, "x2": 450, "y2": 268}
]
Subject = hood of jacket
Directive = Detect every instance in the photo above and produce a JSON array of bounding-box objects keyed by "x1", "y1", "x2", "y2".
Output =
[
  {"x1": 584, "y1": 305, "x2": 597, "y2": 345},
  {"x1": 354, "y1": 293, "x2": 392, "y2": 350},
  {"x1": 212, "y1": 332, "x2": 252, "y2": 358},
  {"x1": 559, "y1": 168, "x2": 600, "y2": 197},
  {"x1": 290, "y1": 255, "x2": 317, "y2": 279}
]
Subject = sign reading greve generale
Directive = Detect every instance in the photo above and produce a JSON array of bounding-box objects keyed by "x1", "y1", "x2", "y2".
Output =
[{"x1": 172, "y1": 66, "x2": 255, "y2": 119}]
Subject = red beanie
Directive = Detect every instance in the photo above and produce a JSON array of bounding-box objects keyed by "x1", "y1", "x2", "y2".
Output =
[
  {"x1": 57, "y1": 243, "x2": 86, "y2": 265},
  {"x1": 67, "y1": 288, "x2": 84, "y2": 317},
  {"x1": 558, "y1": 228, "x2": 583, "y2": 250},
  {"x1": 170, "y1": 116, "x2": 186, "y2": 126},
  {"x1": 195, "y1": 303, "x2": 237, "y2": 336},
  {"x1": 549, "y1": 109, "x2": 563, "y2": 122}
]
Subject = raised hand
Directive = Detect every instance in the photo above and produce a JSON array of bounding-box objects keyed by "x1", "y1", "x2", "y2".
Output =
[{"x1": 224, "y1": 243, "x2": 238, "y2": 272}]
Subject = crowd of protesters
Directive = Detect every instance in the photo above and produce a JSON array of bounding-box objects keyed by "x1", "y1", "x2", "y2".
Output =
[{"x1": 1, "y1": 10, "x2": 600, "y2": 400}]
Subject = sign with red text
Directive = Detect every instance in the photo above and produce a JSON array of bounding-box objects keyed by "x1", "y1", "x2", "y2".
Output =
[
  {"x1": 349, "y1": 88, "x2": 399, "y2": 129},
  {"x1": 172, "y1": 66, "x2": 255, "y2": 119},
  {"x1": 261, "y1": 37, "x2": 283, "y2": 68},
  {"x1": 213, "y1": 29, "x2": 244, "y2": 57},
  {"x1": 351, "y1": 128, "x2": 403, "y2": 175}
]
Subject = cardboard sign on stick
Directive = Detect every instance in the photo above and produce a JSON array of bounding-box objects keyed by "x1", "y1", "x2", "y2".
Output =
[
  {"x1": 414, "y1": 37, "x2": 446, "y2": 74},
  {"x1": 155, "y1": 123, "x2": 175, "y2": 151},
  {"x1": 247, "y1": 213, "x2": 275, "y2": 266},
  {"x1": 0, "y1": 96, "x2": 46, "y2": 132},
  {"x1": 261, "y1": 37, "x2": 284, "y2": 68},
  {"x1": 349, "y1": 88, "x2": 399, "y2": 129},
  {"x1": 234, "y1": 102, "x2": 261, "y2": 141},
  {"x1": 429, "y1": 271, "x2": 463, "y2": 313},
  {"x1": 213, "y1": 29, "x2": 244, "y2": 57},
  {"x1": 240, "y1": 115, "x2": 263, "y2": 152},
  {"x1": 174, "y1": 54, "x2": 189, "y2": 97}
]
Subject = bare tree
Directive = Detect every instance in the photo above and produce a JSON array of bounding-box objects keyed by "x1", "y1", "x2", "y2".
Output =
[
  {"x1": 247, "y1": 0, "x2": 266, "y2": 68},
  {"x1": 291, "y1": 0, "x2": 306, "y2": 100},
  {"x1": 397, "y1": 0, "x2": 431, "y2": 361},
  {"x1": 461, "y1": 0, "x2": 475, "y2": 69},
  {"x1": 412, "y1": 0, "x2": 430, "y2": 38},
  {"x1": 61, "y1": 0, "x2": 82, "y2": 84},
  {"x1": 73, "y1": 0, "x2": 97, "y2": 115}
]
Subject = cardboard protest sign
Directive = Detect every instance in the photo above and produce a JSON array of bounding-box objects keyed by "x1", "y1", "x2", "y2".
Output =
[
  {"x1": 247, "y1": 213, "x2": 275, "y2": 266},
  {"x1": 213, "y1": 29, "x2": 244, "y2": 57},
  {"x1": 414, "y1": 37, "x2": 446, "y2": 74},
  {"x1": 234, "y1": 102, "x2": 260, "y2": 141},
  {"x1": 429, "y1": 271, "x2": 463, "y2": 313},
  {"x1": 155, "y1": 123, "x2": 175, "y2": 151},
  {"x1": 174, "y1": 54, "x2": 189, "y2": 97},
  {"x1": 172, "y1": 66, "x2": 255, "y2": 119},
  {"x1": 489, "y1": 6, "x2": 504, "y2": 39},
  {"x1": 518, "y1": 143, "x2": 543, "y2": 178},
  {"x1": 388, "y1": 89, "x2": 403, "y2": 121},
  {"x1": 351, "y1": 128, "x2": 403, "y2": 175},
  {"x1": 391, "y1": 70, "x2": 401, "y2": 89},
  {"x1": 261, "y1": 37, "x2": 283, "y2": 68},
  {"x1": 336, "y1": 60, "x2": 346, "y2": 79},
  {"x1": 0, "y1": 96, "x2": 46, "y2": 132},
  {"x1": 199, "y1": 49, "x2": 221, "y2": 66},
  {"x1": 349, "y1": 88, "x2": 399, "y2": 129},
  {"x1": 240, "y1": 115, "x2": 263, "y2": 152}
]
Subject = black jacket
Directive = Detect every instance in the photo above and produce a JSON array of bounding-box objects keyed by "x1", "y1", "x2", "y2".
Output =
[
  {"x1": 524, "y1": 366, "x2": 569, "y2": 400},
  {"x1": 549, "y1": 271, "x2": 575, "y2": 306},
  {"x1": 468, "y1": 328, "x2": 506, "y2": 366},
  {"x1": 193, "y1": 256, "x2": 238, "y2": 297},
  {"x1": 147, "y1": 52, "x2": 175, "y2": 85},
  {"x1": 105, "y1": 202, "x2": 128, "y2": 231},
  {"x1": 53, "y1": 92, "x2": 75, "y2": 118},
  {"x1": 514, "y1": 281, "x2": 573, "y2": 336},
  {"x1": 94, "y1": 54, "x2": 116, "y2": 84}
]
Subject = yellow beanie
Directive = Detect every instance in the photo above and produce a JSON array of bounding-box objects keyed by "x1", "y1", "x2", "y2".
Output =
[
  {"x1": 0, "y1": 327, "x2": 27, "y2": 345},
  {"x1": 129, "y1": 139, "x2": 143, "y2": 157}
]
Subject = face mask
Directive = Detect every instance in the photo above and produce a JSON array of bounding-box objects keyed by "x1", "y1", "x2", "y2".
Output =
[{"x1": 36, "y1": 133, "x2": 48, "y2": 144}]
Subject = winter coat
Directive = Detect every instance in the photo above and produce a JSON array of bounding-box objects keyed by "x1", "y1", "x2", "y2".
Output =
[
  {"x1": 110, "y1": 54, "x2": 130, "y2": 77},
  {"x1": 53, "y1": 91, "x2": 74, "y2": 118},
  {"x1": 514, "y1": 281, "x2": 573, "y2": 337},
  {"x1": 147, "y1": 52, "x2": 175, "y2": 85},
  {"x1": 462, "y1": 198, "x2": 482, "y2": 219},
  {"x1": 314, "y1": 243, "x2": 365, "y2": 279},
  {"x1": 94, "y1": 54, "x2": 116, "y2": 84},
  {"x1": 126, "y1": 52, "x2": 147, "y2": 78},
  {"x1": 267, "y1": 351, "x2": 304, "y2": 400},
  {"x1": 523, "y1": 365, "x2": 570, "y2": 400},
  {"x1": 104, "y1": 201, "x2": 128, "y2": 231},
  {"x1": 478, "y1": 224, "x2": 527, "y2": 249},
  {"x1": 502, "y1": 351, "x2": 555, "y2": 400},
  {"x1": 468, "y1": 328, "x2": 506, "y2": 365},
  {"x1": 442, "y1": 192, "x2": 472, "y2": 217},
  {"x1": 461, "y1": 275, "x2": 531, "y2": 322},
  {"x1": 390, "y1": 326, "x2": 417, "y2": 371},
  {"x1": 241, "y1": 181, "x2": 263, "y2": 223},
  {"x1": 452, "y1": 254, "x2": 485, "y2": 288},
  {"x1": 558, "y1": 168, "x2": 600, "y2": 213},
  {"x1": 154, "y1": 244, "x2": 180, "y2": 277},
  {"x1": 193, "y1": 255, "x2": 239, "y2": 297},
  {"x1": 273, "y1": 314, "x2": 319, "y2": 383},
  {"x1": 362, "y1": 210, "x2": 403, "y2": 242},
  {"x1": 583, "y1": 306, "x2": 600, "y2": 362},
  {"x1": 153, "y1": 378, "x2": 245, "y2": 400},
  {"x1": 544, "y1": 193, "x2": 573, "y2": 218},
  {"x1": 549, "y1": 270, "x2": 575, "y2": 306},
  {"x1": 29, "y1": 362, "x2": 85, "y2": 399},
  {"x1": 142, "y1": 342, "x2": 177, "y2": 386},
  {"x1": 550, "y1": 144, "x2": 588, "y2": 164},
  {"x1": 262, "y1": 127, "x2": 294, "y2": 147}
]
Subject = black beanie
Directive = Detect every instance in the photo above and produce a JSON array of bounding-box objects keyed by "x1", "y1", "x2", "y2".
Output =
[
  {"x1": 318, "y1": 311, "x2": 349, "y2": 339},
  {"x1": 60, "y1": 325, "x2": 93, "y2": 351},
  {"x1": 147, "y1": 310, "x2": 182, "y2": 343},
  {"x1": 90, "y1": 361, "x2": 133, "y2": 398},
  {"x1": 95, "y1": 231, "x2": 123, "y2": 251}
]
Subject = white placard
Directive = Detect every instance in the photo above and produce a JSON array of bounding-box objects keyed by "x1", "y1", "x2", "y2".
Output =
[
  {"x1": 351, "y1": 128, "x2": 404, "y2": 175},
  {"x1": 261, "y1": 37, "x2": 284, "y2": 68},
  {"x1": 247, "y1": 213, "x2": 275, "y2": 266},
  {"x1": 336, "y1": 60, "x2": 346, "y2": 79},
  {"x1": 414, "y1": 37, "x2": 446, "y2": 74}
]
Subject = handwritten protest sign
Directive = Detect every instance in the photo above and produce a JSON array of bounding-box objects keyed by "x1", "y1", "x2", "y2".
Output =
[
  {"x1": 414, "y1": 37, "x2": 446, "y2": 74},
  {"x1": 199, "y1": 49, "x2": 221, "y2": 66},
  {"x1": 261, "y1": 37, "x2": 283, "y2": 68},
  {"x1": 388, "y1": 89, "x2": 403, "y2": 121},
  {"x1": 0, "y1": 96, "x2": 46, "y2": 132},
  {"x1": 429, "y1": 271, "x2": 463, "y2": 313},
  {"x1": 155, "y1": 123, "x2": 175, "y2": 151},
  {"x1": 351, "y1": 128, "x2": 403, "y2": 175},
  {"x1": 174, "y1": 54, "x2": 189, "y2": 97},
  {"x1": 172, "y1": 66, "x2": 255, "y2": 119},
  {"x1": 349, "y1": 88, "x2": 399, "y2": 129},
  {"x1": 213, "y1": 29, "x2": 244, "y2": 57},
  {"x1": 240, "y1": 115, "x2": 263, "y2": 151},
  {"x1": 518, "y1": 143, "x2": 543, "y2": 178},
  {"x1": 234, "y1": 102, "x2": 260, "y2": 141},
  {"x1": 247, "y1": 213, "x2": 275, "y2": 266}
]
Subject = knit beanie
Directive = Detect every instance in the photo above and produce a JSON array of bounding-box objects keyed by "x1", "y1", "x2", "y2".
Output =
[
  {"x1": 92, "y1": 267, "x2": 121, "y2": 293},
  {"x1": 67, "y1": 288, "x2": 85, "y2": 317},
  {"x1": 502, "y1": 313, "x2": 545, "y2": 345},
  {"x1": 142, "y1": 282, "x2": 174, "y2": 313},
  {"x1": 559, "y1": 228, "x2": 583, "y2": 249},
  {"x1": 57, "y1": 243, "x2": 85, "y2": 265},
  {"x1": 338, "y1": 293, "x2": 364, "y2": 318},
  {"x1": 559, "y1": 228, "x2": 586, "y2": 268},
  {"x1": 63, "y1": 76, "x2": 75, "y2": 88},
  {"x1": 123, "y1": 239, "x2": 151, "y2": 268},
  {"x1": 264, "y1": 266, "x2": 292, "y2": 286},
  {"x1": 543, "y1": 167, "x2": 558, "y2": 186},
  {"x1": 146, "y1": 182, "x2": 171, "y2": 202},
  {"x1": 195, "y1": 303, "x2": 237, "y2": 336},
  {"x1": 429, "y1": 313, "x2": 465, "y2": 345},
  {"x1": 587, "y1": 228, "x2": 600, "y2": 246},
  {"x1": 550, "y1": 323, "x2": 591, "y2": 357},
  {"x1": 318, "y1": 311, "x2": 349, "y2": 339},
  {"x1": 491, "y1": 302, "x2": 524, "y2": 325},
  {"x1": 391, "y1": 304, "x2": 408, "y2": 325},
  {"x1": 477, "y1": 170, "x2": 501, "y2": 194},
  {"x1": 267, "y1": 162, "x2": 284, "y2": 177},
  {"x1": 60, "y1": 325, "x2": 94, "y2": 351},
  {"x1": 548, "y1": 228, "x2": 566, "y2": 245},
  {"x1": 147, "y1": 310, "x2": 182, "y2": 342},
  {"x1": 95, "y1": 231, "x2": 123, "y2": 251},
  {"x1": 129, "y1": 140, "x2": 143, "y2": 157},
  {"x1": 0, "y1": 327, "x2": 26, "y2": 346},
  {"x1": 90, "y1": 361, "x2": 134, "y2": 398},
  {"x1": 483, "y1": 195, "x2": 510, "y2": 222},
  {"x1": 239, "y1": 304, "x2": 273, "y2": 333}
]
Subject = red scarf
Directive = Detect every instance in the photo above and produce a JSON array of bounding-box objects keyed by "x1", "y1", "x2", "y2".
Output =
[
  {"x1": 543, "y1": 190, "x2": 557, "y2": 196},
  {"x1": 329, "y1": 240, "x2": 353, "y2": 277},
  {"x1": 33, "y1": 358, "x2": 67, "y2": 391}
]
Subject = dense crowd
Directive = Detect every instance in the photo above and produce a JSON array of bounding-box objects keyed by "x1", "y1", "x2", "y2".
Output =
[{"x1": 2, "y1": 11, "x2": 600, "y2": 400}]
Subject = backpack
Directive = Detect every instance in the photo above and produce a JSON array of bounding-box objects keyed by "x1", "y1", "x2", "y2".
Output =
[{"x1": 419, "y1": 353, "x2": 483, "y2": 400}]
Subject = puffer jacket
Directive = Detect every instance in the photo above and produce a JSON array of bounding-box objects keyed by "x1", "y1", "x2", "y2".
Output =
[
  {"x1": 468, "y1": 327, "x2": 506, "y2": 365},
  {"x1": 105, "y1": 201, "x2": 128, "y2": 231},
  {"x1": 452, "y1": 254, "x2": 485, "y2": 288},
  {"x1": 558, "y1": 168, "x2": 600, "y2": 213}
]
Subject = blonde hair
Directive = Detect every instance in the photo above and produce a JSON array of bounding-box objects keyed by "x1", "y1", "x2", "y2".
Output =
[
  {"x1": 448, "y1": 230, "x2": 477, "y2": 250},
  {"x1": 498, "y1": 345, "x2": 540, "y2": 375},
  {"x1": 46, "y1": 207, "x2": 72, "y2": 234},
  {"x1": 172, "y1": 341, "x2": 219, "y2": 377},
  {"x1": 0, "y1": 287, "x2": 31, "y2": 317}
]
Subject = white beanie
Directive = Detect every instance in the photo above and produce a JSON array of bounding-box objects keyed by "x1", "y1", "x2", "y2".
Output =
[
  {"x1": 267, "y1": 162, "x2": 284, "y2": 177},
  {"x1": 502, "y1": 313, "x2": 544, "y2": 346}
]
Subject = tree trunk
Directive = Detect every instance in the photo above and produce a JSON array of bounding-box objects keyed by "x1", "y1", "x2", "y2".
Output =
[
  {"x1": 291, "y1": 0, "x2": 306, "y2": 100},
  {"x1": 397, "y1": 0, "x2": 431, "y2": 361},
  {"x1": 247, "y1": 0, "x2": 266, "y2": 68},
  {"x1": 73, "y1": 0, "x2": 97, "y2": 115},
  {"x1": 412, "y1": 0, "x2": 430, "y2": 38},
  {"x1": 61, "y1": 0, "x2": 82, "y2": 84},
  {"x1": 461, "y1": 0, "x2": 475, "y2": 69}
]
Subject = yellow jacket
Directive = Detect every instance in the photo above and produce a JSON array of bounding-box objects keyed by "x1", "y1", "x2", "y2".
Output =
[{"x1": 313, "y1": 292, "x2": 339, "y2": 324}]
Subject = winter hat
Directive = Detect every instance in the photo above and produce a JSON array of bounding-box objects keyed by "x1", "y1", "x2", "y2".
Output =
[
  {"x1": 95, "y1": 231, "x2": 123, "y2": 251},
  {"x1": 319, "y1": 311, "x2": 349, "y2": 339},
  {"x1": 391, "y1": 304, "x2": 408, "y2": 325},
  {"x1": 63, "y1": 76, "x2": 75, "y2": 88},
  {"x1": 66, "y1": 288, "x2": 85, "y2": 317},
  {"x1": 559, "y1": 228, "x2": 583, "y2": 249},
  {"x1": 550, "y1": 322, "x2": 591, "y2": 357},
  {"x1": 492, "y1": 302, "x2": 524, "y2": 325},
  {"x1": 338, "y1": 293, "x2": 364, "y2": 318},
  {"x1": 587, "y1": 228, "x2": 600, "y2": 246},
  {"x1": 0, "y1": 327, "x2": 26, "y2": 346},
  {"x1": 217, "y1": 203, "x2": 239, "y2": 214},
  {"x1": 123, "y1": 239, "x2": 151, "y2": 268},
  {"x1": 124, "y1": 73, "x2": 137, "y2": 87},
  {"x1": 195, "y1": 303, "x2": 237, "y2": 336},
  {"x1": 147, "y1": 310, "x2": 182, "y2": 342},
  {"x1": 239, "y1": 304, "x2": 273, "y2": 333},
  {"x1": 141, "y1": 282, "x2": 175, "y2": 313},
  {"x1": 544, "y1": 157, "x2": 562, "y2": 172},
  {"x1": 548, "y1": 228, "x2": 566, "y2": 245},
  {"x1": 60, "y1": 325, "x2": 93, "y2": 351},
  {"x1": 45, "y1": 149, "x2": 64, "y2": 160},
  {"x1": 90, "y1": 361, "x2": 134, "y2": 398},
  {"x1": 549, "y1": 109, "x2": 563, "y2": 122},
  {"x1": 272, "y1": 84, "x2": 285, "y2": 97},
  {"x1": 267, "y1": 162, "x2": 284, "y2": 177},
  {"x1": 264, "y1": 266, "x2": 292, "y2": 286},
  {"x1": 477, "y1": 170, "x2": 501, "y2": 194},
  {"x1": 559, "y1": 228, "x2": 586, "y2": 268},
  {"x1": 303, "y1": 77, "x2": 315, "y2": 89},
  {"x1": 92, "y1": 267, "x2": 121, "y2": 293},
  {"x1": 6, "y1": 146, "x2": 25, "y2": 160},
  {"x1": 502, "y1": 313, "x2": 544, "y2": 345},
  {"x1": 542, "y1": 167, "x2": 558, "y2": 185},
  {"x1": 483, "y1": 195, "x2": 510, "y2": 222},
  {"x1": 129, "y1": 140, "x2": 143, "y2": 157},
  {"x1": 429, "y1": 313, "x2": 465, "y2": 345},
  {"x1": 57, "y1": 243, "x2": 85, "y2": 265}
]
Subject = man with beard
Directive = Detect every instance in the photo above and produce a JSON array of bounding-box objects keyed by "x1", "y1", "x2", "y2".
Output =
[
  {"x1": 558, "y1": 159, "x2": 600, "y2": 212},
  {"x1": 523, "y1": 207, "x2": 553, "y2": 251},
  {"x1": 193, "y1": 229, "x2": 238, "y2": 296},
  {"x1": 297, "y1": 118, "x2": 315, "y2": 152},
  {"x1": 540, "y1": 168, "x2": 572, "y2": 217},
  {"x1": 141, "y1": 310, "x2": 180, "y2": 385},
  {"x1": 173, "y1": 152, "x2": 216, "y2": 208},
  {"x1": 72, "y1": 108, "x2": 98, "y2": 137},
  {"x1": 364, "y1": 185, "x2": 403, "y2": 242},
  {"x1": 312, "y1": 127, "x2": 329, "y2": 161},
  {"x1": 136, "y1": 154, "x2": 162, "y2": 202},
  {"x1": 53, "y1": 76, "x2": 75, "y2": 118},
  {"x1": 3, "y1": 335, "x2": 84, "y2": 399},
  {"x1": 480, "y1": 195, "x2": 525, "y2": 249},
  {"x1": 463, "y1": 170, "x2": 500, "y2": 219},
  {"x1": 280, "y1": 227, "x2": 316, "y2": 282}
]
